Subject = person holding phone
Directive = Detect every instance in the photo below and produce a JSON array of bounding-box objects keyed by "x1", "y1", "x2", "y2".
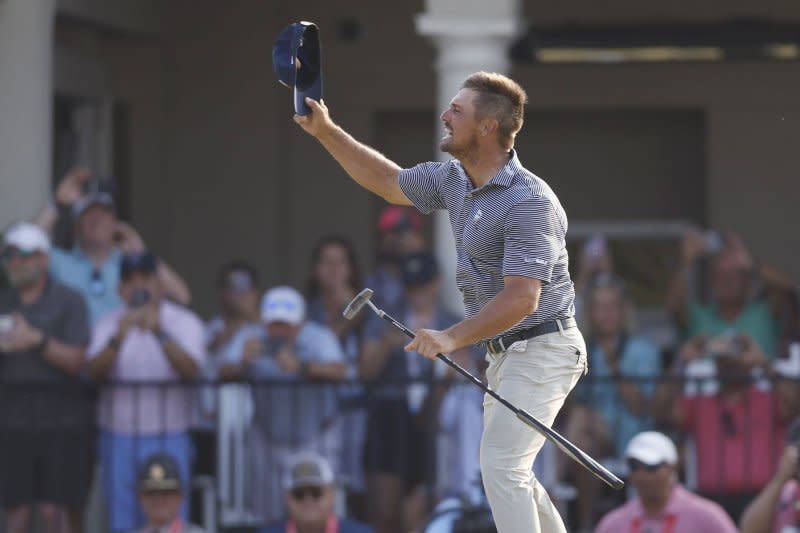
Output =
[
  {"x1": 86, "y1": 252, "x2": 206, "y2": 533},
  {"x1": 33, "y1": 168, "x2": 191, "y2": 324}
]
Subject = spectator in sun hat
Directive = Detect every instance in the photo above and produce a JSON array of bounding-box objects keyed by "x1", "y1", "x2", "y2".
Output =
[
  {"x1": 87, "y1": 251, "x2": 206, "y2": 533},
  {"x1": 132, "y1": 453, "x2": 208, "y2": 533},
  {"x1": 595, "y1": 431, "x2": 737, "y2": 533},
  {"x1": 258, "y1": 451, "x2": 373, "y2": 533},
  {"x1": 227, "y1": 285, "x2": 347, "y2": 522},
  {"x1": 33, "y1": 167, "x2": 191, "y2": 324},
  {"x1": 0, "y1": 221, "x2": 92, "y2": 533}
]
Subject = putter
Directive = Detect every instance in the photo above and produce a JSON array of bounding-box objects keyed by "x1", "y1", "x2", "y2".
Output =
[{"x1": 343, "y1": 288, "x2": 624, "y2": 490}]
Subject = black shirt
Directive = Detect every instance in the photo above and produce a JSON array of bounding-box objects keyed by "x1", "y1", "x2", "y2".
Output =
[{"x1": 0, "y1": 278, "x2": 91, "y2": 429}]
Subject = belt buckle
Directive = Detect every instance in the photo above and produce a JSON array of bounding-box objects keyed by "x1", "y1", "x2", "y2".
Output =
[{"x1": 488, "y1": 337, "x2": 506, "y2": 355}]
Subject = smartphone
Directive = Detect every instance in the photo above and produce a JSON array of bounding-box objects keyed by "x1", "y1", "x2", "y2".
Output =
[{"x1": 129, "y1": 288, "x2": 151, "y2": 308}]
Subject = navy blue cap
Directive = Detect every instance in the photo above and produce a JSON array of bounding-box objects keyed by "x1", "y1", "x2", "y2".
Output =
[
  {"x1": 272, "y1": 21, "x2": 323, "y2": 116},
  {"x1": 120, "y1": 252, "x2": 158, "y2": 280}
]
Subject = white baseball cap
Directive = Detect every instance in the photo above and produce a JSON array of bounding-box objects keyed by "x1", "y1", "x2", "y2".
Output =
[
  {"x1": 261, "y1": 285, "x2": 306, "y2": 326},
  {"x1": 3, "y1": 222, "x2": 51, "y2": 254},
  {"x1": 283, "y1": 451, "x2": 334, "y2": 490},
  {"x1": 625, "y1": 431, "x2": 678, "y2": 466}
]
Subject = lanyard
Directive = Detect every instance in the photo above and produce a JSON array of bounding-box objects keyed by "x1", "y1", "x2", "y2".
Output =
[
  {"x1": 631, "y1": 514, "x2": 677, "y2": 533},
  {"x1": 286, "y1": 514, "x2": 339, "y2": 533}
]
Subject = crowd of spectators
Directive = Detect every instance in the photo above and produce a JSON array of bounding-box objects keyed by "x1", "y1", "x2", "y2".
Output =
[{"x1": 1, "y1": 168, "x2": 800, "y2": 533}]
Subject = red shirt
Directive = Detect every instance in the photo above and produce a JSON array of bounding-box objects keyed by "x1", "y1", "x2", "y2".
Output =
[{"x1": 680, "y1": 387, "x2": 787, "y2": 493}]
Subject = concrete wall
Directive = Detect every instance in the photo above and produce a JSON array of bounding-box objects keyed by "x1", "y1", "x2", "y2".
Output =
[{"x1": 53, "y1": 0, "x2": 800, "y2": 315}]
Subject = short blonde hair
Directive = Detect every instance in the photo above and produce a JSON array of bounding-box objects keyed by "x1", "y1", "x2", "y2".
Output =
[{"x1": 461, "y1": 72, "x2": 527, "y2": 150}]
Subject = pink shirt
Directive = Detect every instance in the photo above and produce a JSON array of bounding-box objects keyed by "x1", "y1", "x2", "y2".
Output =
[
  {"x1": 89, "y1": 301, "x2": 206, "y2": 435},
  {"x1": 680, "y1": 388, "x2": 786, "y2": 493},
  {"x1": 595, "y1": 485, "x2": 737, "y2": 533},
  {"x1": 773, "y1": 479, "x2": 800, "y2": 532}
]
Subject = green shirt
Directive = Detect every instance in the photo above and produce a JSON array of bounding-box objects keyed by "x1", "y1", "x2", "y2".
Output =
[{"x1": 687, "y1": 300, "x2": 778, "y2": 359}]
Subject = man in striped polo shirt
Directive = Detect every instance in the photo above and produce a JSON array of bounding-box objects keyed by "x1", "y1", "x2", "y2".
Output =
[{"x1": 294, "y1": 71, "x2": 586, "y2": 533}]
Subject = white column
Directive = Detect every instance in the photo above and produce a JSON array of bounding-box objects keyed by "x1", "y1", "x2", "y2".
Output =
[
  {"x1": 415, "y1": 1, "x2": 522, "y2": 314},
  {"x1": 0, "y1": 0, "x2": 56, "y2": 230}
]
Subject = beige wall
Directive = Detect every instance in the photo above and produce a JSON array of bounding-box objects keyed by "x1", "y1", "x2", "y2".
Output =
[{"x1": 55, "y1": 0, "x2": 800, "y2": 315}]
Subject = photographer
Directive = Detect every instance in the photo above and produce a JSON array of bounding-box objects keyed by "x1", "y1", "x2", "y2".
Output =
[
  {"x1": 33, "y1": 168, "x2": 191, "y2": 323},
  {"x1": 653, "y1": 328, "x2": 797, "y2": 522},
  {"x1": 666, "y1": 227, "x2": 778, "y2": 360},
  {"x1": 740, "y1": 418, "x2": 800, "y2": 533},
  {"x1": 87, "y1": 252, "x2": 206, "y2": 533},
  {"x1": 227, "y1": 285, "x2": 347, "y2": 523}
]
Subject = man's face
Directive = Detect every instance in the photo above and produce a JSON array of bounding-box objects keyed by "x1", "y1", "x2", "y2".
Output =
[
  {"x1": 76, "y1": 204, "x2": 117, "y2": 248},
  {"x1": 315, "y1": 243, "x2": 352, "y2": 290},
  {"x1": 139, "y1": 490, "x2": 182, "y2": 527},
  {"x1": 588, "y1": 286, "x2": 625, "y2": 337},
  {"x1": 119, "y1": 271, "x2": 162, "y2": 306},
  {"x1": 439, "y1": 88, "x2": 483, "y2": 158},
  {"x1": 1, "y1": 248, "x2": 48, "y2": 289},
  {"x1": 287, "y1": 484, "x2": 335, "y2": 526},
  {"x1": 266, "y1": 321, "x2": 300, "y2": 340},
  {"x1": 219, "y1": 271, "x2": 259, "y2": 318},
  {"x1": 629, "y1": 461, "x2": 673, "y2": 502},
  {"x1": 711, "y1": 252, "x2": 749, "y2": 308}
]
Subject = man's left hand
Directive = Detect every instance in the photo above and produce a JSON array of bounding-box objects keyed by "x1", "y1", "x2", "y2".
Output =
[{"x1": 404, "y1": 329, "x2": 458, "y2": 360}]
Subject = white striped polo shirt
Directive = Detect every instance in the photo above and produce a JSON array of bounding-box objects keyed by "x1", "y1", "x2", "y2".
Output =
[{"x1": 397, "y1": 149, "x2": 576, "y2": 341}]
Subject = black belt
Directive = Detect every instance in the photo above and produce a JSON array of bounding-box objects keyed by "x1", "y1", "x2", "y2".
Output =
[{"x1": 487, "y1": 317, "x2": 577, "y2": 355}]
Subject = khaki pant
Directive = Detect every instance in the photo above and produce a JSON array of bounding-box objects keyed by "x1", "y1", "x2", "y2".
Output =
[{"x1": 480, "y1": 327, "x2": 587, "y2": 533}]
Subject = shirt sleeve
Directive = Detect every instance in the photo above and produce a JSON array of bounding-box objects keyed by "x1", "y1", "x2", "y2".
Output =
[
  {"x1": 502, "y1": 196, "x2": 564, "y2": 283},
  {"x1": 48, "y1": 247, "x2": 69, "y2": 282},
  {"x1": 301, "y1": 325, "x2": 345, "y2": 363},
  {"x1": 397, "y1": 161, "x2": 449, "y2": 214}
]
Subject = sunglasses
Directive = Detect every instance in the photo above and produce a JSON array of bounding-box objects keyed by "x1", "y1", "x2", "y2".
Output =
[
  {"x1": 0, "y1": 247, "x2": 38, "y2": 262},
  {"x1": 291, "y1": 486, "x2": 323, "y2": 501},
  {"x1": 626, "y1": 458, "x2": 665, "y2": 473}
]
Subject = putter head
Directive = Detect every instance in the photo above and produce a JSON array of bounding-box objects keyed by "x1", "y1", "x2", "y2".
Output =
[{"x1": 342, "y1": 288, "x2": 374, "y2": 320}]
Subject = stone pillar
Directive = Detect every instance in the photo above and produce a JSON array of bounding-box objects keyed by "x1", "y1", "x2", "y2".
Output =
[
  {"x1": 415, "y1": 0, "x2": 522, "y2": 314},
  {"x1": 0, "y1": 0, "x2": 56, "y2": 230}
]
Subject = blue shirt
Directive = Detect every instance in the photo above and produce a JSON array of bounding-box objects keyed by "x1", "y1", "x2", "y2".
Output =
[
  {"x1": 226, "y1": 321, "x2": 345, "y2": 445},
  {"x1": 50, "y1": 247, "x2": 123, "y2": 325},
  {"x1": 398, "y1": 150, "x2": 575, "y2": 341},
  {"x1": 575, "y1": 334, "x2": 661, "y2": 454}
]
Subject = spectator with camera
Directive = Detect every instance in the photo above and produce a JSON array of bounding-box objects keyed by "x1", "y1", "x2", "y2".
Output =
[
  {"x1": 133, "y1": 453, "x2": 208, "y2": 533},
  {"x1": 228, "y1": 285, "x2": 347, "y2": 522},
  {"x1": 667, "y1": 227, "x2": 779, "y2": 360},
  {"x1": 653, "y1": 323, "x2": 797, "y2": 522},
  {"x1": 258, "y1": 451, "x2": 373, "y2": 533},
  {"x1": 361, "y1": 251, "x2": 459, "y2": 533},
  {"x1": 564, "y1": 273, "x2": 662, "y2": 532},
  {"x1": 33, "y1": 168, "x2": 190, "y2": 323},
  {"x1": 0, "y1": 223, "x2": 92, "y2": 533},
  {"x1": 595, "y1": 431, "x2": 737, "y2": 533},
  {"x1": 87, "y1": 252, "x2": 206, "y2": 533}
]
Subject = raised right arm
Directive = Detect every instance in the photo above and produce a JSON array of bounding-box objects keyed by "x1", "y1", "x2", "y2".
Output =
[{"x1": 294, "y1": 98, "x2": 412, "y2": 206}]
